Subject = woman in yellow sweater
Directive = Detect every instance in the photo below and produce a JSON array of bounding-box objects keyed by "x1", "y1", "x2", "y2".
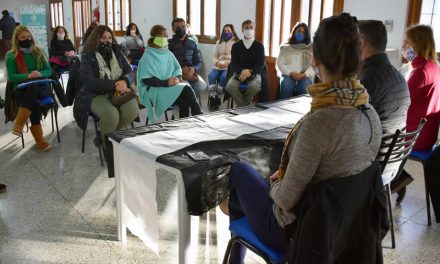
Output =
[{"x1": 6, "y1": 26, "x2": 53, "y2": 151}]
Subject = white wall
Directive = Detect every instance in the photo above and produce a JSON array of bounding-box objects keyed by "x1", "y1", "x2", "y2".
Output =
[{"x1": 344, "y1": 0, "x2": 409, "y2": 67}]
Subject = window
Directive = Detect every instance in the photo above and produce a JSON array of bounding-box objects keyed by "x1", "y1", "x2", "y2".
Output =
[
  {"x1": 173, "y1": 0, "x2": 221, "y2": 44},
  {"x1": 408, "y1": 0, "x2": 440, "y2": 50},
  {"x1": 257, "y1": 0, "x2": 344, "y2": 57},
  {"x1": 49, "y1": 0, "x2": 64, "y2": 30},
  {"x1": 72, "y1": 0, "x2": 92, "y2": 47},
  {"x1": 105, "y1": 0, "x2": 131, "y2": 36}
]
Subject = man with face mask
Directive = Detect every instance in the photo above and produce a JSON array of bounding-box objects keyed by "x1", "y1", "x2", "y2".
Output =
[
  {"x1": 358, "y1": 20, "x2": 411, "y2": 202},
  {"x1": 168, "y1": 18, "x2": 206, "y2": 100},
  {"x1": 0, "y1": 10, "x2": 17, "y2": 50},
  {"x1": 225, "y1": 19, "x2": 265, "y2": 107}
]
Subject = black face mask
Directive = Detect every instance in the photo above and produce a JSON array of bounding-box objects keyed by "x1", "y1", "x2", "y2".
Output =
[
  {"x1": 97, "y1": 42, "x2": 113, "y2": 62},
  {"x1": 175, "y1": 27, "x2": 186, "y2": 38},
  {"x1": 18, "y1": 39, "x2": 32, "y2": 49}
]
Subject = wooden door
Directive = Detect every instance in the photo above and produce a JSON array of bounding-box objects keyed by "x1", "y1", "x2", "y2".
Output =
[{"x1": 72, "y1": 0, "x2": 92, "y2": 49}]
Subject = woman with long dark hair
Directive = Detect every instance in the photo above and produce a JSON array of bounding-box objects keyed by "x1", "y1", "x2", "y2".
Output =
[
  {"x1": 276, "y1": 22, "x2": 314, "y2": 98},
  {"x1": 224, "y1": 13, "x2": 381, "y2": 263},
  {"x1": 78, "y1": 25, "x2": 139, "y2": 177},
  {"x1": 121, "y1": 22, "x2": 144, "y2": 63}
]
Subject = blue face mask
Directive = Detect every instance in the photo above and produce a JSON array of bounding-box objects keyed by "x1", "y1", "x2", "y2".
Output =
[{"x1": 295, "y1": 32, "x2": 305, "y2": 43}]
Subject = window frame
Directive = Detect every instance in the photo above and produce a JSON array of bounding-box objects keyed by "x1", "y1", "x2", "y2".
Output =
[
  {"x1": 105, "y1": 0, "x2": 132, "y2": 37},
  {"x1": 49, "y1": 0, "x2": 64, "y2": 30},
  {"x1": 172, "y1": 0, "x2": 221, "y2": 44},
  {"x1": 256, "y1": 0, "x2": 344, "y2": 59}
]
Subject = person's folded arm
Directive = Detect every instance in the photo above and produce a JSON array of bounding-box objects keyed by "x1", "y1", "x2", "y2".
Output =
[{"x1": 142, "y1": 77, "x2": 169, "y2": 87}]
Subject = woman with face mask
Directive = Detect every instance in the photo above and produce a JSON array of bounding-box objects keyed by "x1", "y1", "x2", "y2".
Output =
[
  {"x1": 49, "y1": 26, "x2": 76, "y2": 74},
  {"x1": 207, "y1": 24, "x2": 239, "y2": 111},
  {"x1": 224, "y1": 13, "x2": 382, "y2": 263},
  {"x1": 389, "y1": 25, "x2": 440, "y2": 203},
  {"x1": 78, "y1": 25, "x2": 139, "y2": 177},
  {"x1": 121, "y1": 23, "x2": 144, "y2": 64},
  {"x1": 137, "y1": 25, "x2": 202, "y2": 123},
  {"x1": 276, "y1": 22, "x2": 314, "y2": 99},
  {"x1": 6, "y1": 26, "x2": 54, "y2": 151}
]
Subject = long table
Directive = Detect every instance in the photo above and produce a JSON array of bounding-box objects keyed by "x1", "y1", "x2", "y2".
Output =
[{"x1": 108, "y1": 95, "x2": 311, "y2": 263}]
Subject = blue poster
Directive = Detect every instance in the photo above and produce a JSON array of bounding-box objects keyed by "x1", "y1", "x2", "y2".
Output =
[{"x1": 21, "y1": 5, "x2": 48, "y2": 55}]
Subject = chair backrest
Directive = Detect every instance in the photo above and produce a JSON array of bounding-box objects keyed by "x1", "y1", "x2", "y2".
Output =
[{"x1": 376, "y1": 118, "x2": 427, "y2": 174}]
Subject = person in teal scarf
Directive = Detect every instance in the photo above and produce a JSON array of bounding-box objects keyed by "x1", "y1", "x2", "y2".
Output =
[{"x1": 137, "y1": 24, "x2": 202, "y2": 123}]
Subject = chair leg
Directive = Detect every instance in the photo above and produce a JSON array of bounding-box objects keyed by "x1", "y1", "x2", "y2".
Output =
[
  {"x1": 81, "y1": 129, "x2": 86, "y2": 153},
  {"x1": 422, "y1": 164, "x2": 432, "y2": 226},
  {"x1": 165, "y1": 111, "x2": 169, "y2": 121},
  {"x1": 222, "y1": 237, "x2": 235, "y2": 264},
  {"x1": 145, "y1": 117, "x2": 149, "y2": 125},
  {"x1": 385, "y1": 184, "x2": 396, "y2": 248},
  {"x1": 50, "y1": 106, "x2": 55, "y2": 133},
  {"x1": 93, "y1": 118, "x2": 104, "y2": 166},
  {"x1": 54, "y1": 107, "x2": 60, "y2": 143},
  {"x1": 21, "y1": 134, "x2": 25, "y2": 149}
]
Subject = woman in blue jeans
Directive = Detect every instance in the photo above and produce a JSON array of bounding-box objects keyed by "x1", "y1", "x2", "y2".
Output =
[
  {"x1": 225, "y1": 13, "x2": 382, "y2": 263},
  {"x1": 276, "y1": 22, "x2": 314, "y2": 98}
]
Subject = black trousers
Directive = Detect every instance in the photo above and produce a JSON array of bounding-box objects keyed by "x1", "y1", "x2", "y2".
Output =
[
  {"x1": 175, "y1": 85, "x2": 202, "y2": 118},
  {"x1": 425, "y1": 147, "x2": 440, "y2": 223},
  {"x1": 15, "y1": 84, "x2": 51, "y2": 125}
]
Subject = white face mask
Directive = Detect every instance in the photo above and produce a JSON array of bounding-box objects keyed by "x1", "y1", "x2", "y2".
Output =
[
  {"x1": 243, "y1": 29, "x2": 254, "y2": 39},
  {"x1": 57, "y1": 33, "x2": 65, "y2": 40},
  {"x1": 401, "y1": 47, "x2": 416, "y2": 61}
]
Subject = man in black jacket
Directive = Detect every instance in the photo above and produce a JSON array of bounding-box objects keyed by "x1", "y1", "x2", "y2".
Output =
[
  {"x1": 225, "y1": 19, "x2": 265, "y2": 107},
  {"x1": 0, "y1": 10, "x2": 16, "y2": 50},
  {"x1": 168, "y1": 18, "x2": 206, "y2": 99},
  {"x1": 359, "y1": 20, "x2": 411, "y2": 203}
]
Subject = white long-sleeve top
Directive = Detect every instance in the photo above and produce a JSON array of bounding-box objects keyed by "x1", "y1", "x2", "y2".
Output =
[
  {"x1": 212, "y1": 37, "x2": 237, "y2": 70},
  {"x1": 276, "y1": 43, "x2": 314, "y2": 78}
]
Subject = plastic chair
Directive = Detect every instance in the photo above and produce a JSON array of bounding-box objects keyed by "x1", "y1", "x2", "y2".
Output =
[
  {"x1": 222, "y1": 217, "x2": 283, "y2": 264},
  {"x1": 376, "y1": 118, "x2": 427, "y2": 248},
  {"x1": 81, "y1": 112, "x2": 104, "y2": 166},
  {"x1": 16, "y1": 78, "x2": 61, "y2": 147},
  {"x1": 409, "y1": 144, "x2": 439, "y2": 226}
]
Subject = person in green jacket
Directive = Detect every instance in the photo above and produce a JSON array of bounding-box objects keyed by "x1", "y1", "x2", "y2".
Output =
[{"x1": 6, "y1": 25, "x2": 53, "y2": 151}]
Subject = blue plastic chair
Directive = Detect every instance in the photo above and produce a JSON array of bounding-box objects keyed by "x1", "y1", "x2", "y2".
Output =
[
  {"x1": 16, "y1": 79, "x2": 61, "y2": 145},
  {"x1": 222, "y1": 217, "x2": 283, "y2": 264},
  {"x1": 409, "y1": 144, "x2": 439, "y2": 226}
]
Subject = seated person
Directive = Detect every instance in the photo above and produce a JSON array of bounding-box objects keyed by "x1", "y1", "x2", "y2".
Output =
[
  {"x1": 121, "y1": 22, "x2": 144, "y2": 64},
  {"x1": 79, "y1": 25, "x2": 139, "y2": 176},
  {"x1": 137, "y1": 25, "x2": 202, "y2": 123},
  {"x1": 223, "y1": 13, "x2": 382, "y2": 263},
  {"x1": 6, "y1": 26, "x2": 54, "y2": 151},
  {"x1": 168, "y1": 18, "x2": 207, "y2": 99},
  {"x1": 225, "y1": 19, "x2": 265, "y2": 107},
  {"x1": 276, "y1": 22, "x2": 314, "y2": 98},
  {"x1": 49, "y1": 26, "x2": 76, "y2": 73},
  {"x1": 207, "y1": 24, "x2": 239, "y2": 110}
]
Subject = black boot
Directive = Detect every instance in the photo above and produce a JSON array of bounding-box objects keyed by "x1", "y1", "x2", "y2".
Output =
[
  {"x1": 103, "y1": 139, "x2": 115, "y2": 178},
  {"x1": 391, "y1": 169, "x2": 414, "y2": 204}
]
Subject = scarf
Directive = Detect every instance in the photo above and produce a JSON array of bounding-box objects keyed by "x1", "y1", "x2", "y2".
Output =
[
  {"x1": 95, "y1": 51, "x2": 123, "y2": 81},
  {"x1": 15, "y1": 52, "x2": 29, "y2": 74},
  {"x1": 277, "y1": 75, "x2": 369, "y2": 180}
]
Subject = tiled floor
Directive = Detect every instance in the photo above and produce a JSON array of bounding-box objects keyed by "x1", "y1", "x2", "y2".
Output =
[{"x1": 1, "y1": 63, "x2": 440, "y2": 263}]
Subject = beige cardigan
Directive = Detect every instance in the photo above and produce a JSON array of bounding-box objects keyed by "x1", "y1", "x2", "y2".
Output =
[{"x1": 212, "y1": 38, "x2": 237, "y2": 70}]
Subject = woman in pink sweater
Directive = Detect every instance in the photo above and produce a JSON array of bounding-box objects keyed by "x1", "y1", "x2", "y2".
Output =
[{"x1": 391, "y1": 25, "x2": 440, "y2": 203}]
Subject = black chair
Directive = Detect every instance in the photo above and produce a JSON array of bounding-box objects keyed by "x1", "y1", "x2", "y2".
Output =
[
  {"x1": 409, "y1": 146, "x2": 439, "y2": 226},
  {"x1": 15, "y1": 79, "x2": 61, "y2": 148},
  {"x1": 376, "y1": 118, "x2": 427, "y2": 248},
  {"x1": 81, "y1": 112, "x2": 104, "y2": 166}
]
